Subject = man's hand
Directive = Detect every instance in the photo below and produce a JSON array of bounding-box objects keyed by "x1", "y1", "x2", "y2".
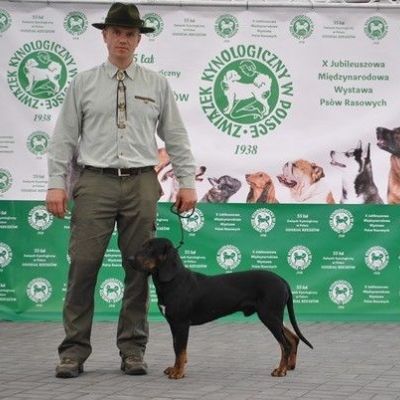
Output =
[
  {"x1": 46, "y1": 189, "x2": 68, "y2": 218},
  {"x1": 174, "y1": 188, "x2": 197, "y2": 213}
]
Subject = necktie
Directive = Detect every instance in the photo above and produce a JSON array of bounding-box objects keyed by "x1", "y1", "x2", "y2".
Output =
[{"x1": 116, "y1": 70, "x2": 127, "y2": 129}]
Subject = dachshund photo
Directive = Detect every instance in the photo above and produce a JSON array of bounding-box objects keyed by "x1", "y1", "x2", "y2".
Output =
[
  {"x1": 245, "y1": 171, "x2": 279, "y2": 203},
  {"x1": 129, "y1": 238, "x2": 313, "y2": 379}
]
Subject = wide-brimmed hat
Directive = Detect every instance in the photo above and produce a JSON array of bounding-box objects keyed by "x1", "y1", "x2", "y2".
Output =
[{"x1": 92, "y1": 2, "x2": 155, "y2": 33}]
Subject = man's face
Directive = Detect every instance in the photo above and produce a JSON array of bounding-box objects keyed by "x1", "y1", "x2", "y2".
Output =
[{"x1": 102, "y1": 26, "x2": 141, "y2": 63}]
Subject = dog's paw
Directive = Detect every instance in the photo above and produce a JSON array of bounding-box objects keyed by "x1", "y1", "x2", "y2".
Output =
[
  {"x1": 271, "y1": 367, "x2": 287, "y2": 377},
  {"x1": 164, "y1": 366, "x2": 185, "y2": 379}
]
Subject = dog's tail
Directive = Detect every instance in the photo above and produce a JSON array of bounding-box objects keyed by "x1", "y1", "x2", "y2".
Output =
[{"x1": 286, "y1": 286, "x2": 313, "y2": 349}]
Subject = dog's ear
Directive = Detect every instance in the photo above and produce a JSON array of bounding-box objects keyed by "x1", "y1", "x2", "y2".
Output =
[
  {"x1": 365, "y1": 143, "x2": 371, "y2": 162},
  {"x1": 266, "y1": 183, "x2": 278, "y2": 203},
  {"x1": 157, "y1": 242, "x2": 179, "y2": 282},
  {"x1": 208, "y1": 177, "x2": 219, "y2": 188},
  {"x1": 311, "y1": 163, "x2": 325, "y2": 182}
]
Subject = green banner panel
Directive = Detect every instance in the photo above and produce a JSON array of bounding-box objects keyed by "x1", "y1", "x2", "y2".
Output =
[{"x1": 0, "y1": 201, "x2": 399, "y2": 321}]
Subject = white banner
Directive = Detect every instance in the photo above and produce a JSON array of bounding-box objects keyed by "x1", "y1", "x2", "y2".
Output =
[{"x1": 1, "y1": 1, "x2": 399, "y2": 204}]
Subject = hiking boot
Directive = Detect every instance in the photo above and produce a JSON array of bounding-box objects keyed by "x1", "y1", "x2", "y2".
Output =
[
  {"x1": 55, "y1": 357, "x2": 83, "y2": 378},
  {"x1": 121, "y1": 354, "x2": 148, "y2": 375}
]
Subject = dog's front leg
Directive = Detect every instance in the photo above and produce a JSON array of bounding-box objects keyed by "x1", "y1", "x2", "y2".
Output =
[{"x1": 164, "y1": 322, "x2": 190, "y2": 379}]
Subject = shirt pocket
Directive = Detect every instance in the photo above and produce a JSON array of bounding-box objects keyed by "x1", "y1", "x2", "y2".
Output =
[{"x1": 132, "y1": 95, "x2": 160, "y2": 124}]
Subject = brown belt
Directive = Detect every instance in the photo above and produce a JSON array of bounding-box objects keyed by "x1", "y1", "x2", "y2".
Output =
[{"x1": 84, "y1": 165, "x2": 154, "y2": 177}]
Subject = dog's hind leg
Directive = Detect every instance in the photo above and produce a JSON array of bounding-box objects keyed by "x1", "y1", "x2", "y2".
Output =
[
  {"x1": 256, "y1": 306, "x2": 291, "y2": 377},
  {"x1": 283, "y1": 326, "x2": 300, "y2": 370},
  {"x1": 164, "y1": 322, "x2": 190, "y2": 379}
]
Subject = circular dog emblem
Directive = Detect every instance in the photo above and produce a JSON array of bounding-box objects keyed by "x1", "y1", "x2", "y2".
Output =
[
  {"x1": 0, "y1": 242, "x2": 12, "y2": 269},
  {"x1": 99, "y1": 278, "x2": 124, "y2": 304},
  {"x1": 290, "y1": 15, "x2": 314, "y2": 40},
  {"x1": 27, "y1": 131, "x2": 50, "y2": 156},
  {"x1": 329, "y1": 209, "x2": 354, "y2": 234},
  {"x1": 28, "y1": 205, "x2": 53, "y2": 231},
  {"x1": 251, "y1": 208, "x2": 276, "y2": 234},
  {"x1": 329, "y1": 280, "x2": 353, "y2": 306},
  {"x1": 287, "y1": 245, "x2": 312, "y2": 271},
  {"x1": 364, "y1": 16, "x2": 388, "y2": 41},
  {"x1": 215, "y1": 15, "x2": 239, "y2": 39},
  {"x1": 181, "y1": 208, "x2": 205, "y2": 233},
  {"x1": 143, "y1": 13, "x2": 164, "y2": 38},
  {"x1": 0, "y1": 9, "x2": 11, "y2": 33},
  {"x1": 217, "y1": 245, "x2": 241, "y2": 271},
  {"x1": 0, "y1": 168, "x2": 12, "y2": 194},
  {"x1": 199, "y1": 45, "x2": 293, "y2": 138},
  {"x1": 27, "y1": 278, "x2": 52, "y2": 303},
  {"x1": 64, "y1": 11, "x2": 88, "y2": 36},
  {"x1": 7, "y1": 41, "x2": 77, "y2": 110},
  {"x1": 365, "y1": 246, "x2": 389, "y2": 272}
]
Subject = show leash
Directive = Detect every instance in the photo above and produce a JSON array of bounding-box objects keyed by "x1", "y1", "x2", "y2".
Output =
[{"x1": 169, "y1": 203, "x2": 195, "y2": 250}]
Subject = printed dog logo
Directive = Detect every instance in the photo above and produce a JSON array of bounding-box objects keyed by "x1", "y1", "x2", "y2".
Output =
[
  {"x1": 330, "y1": 140, "x2": 383, "y2": 204},
  {"x1": 277, "y1": 159, "x2": 335, "y2": 203},
  {"x1": 221, "y1": 60, "x2": 272, "y2": 120},
  {"x1": 376, "y1": 126, "x2": 400, "y2": 204},
  {"x1": 25, "y1": 57, "x2": 62, "y2": 95}
]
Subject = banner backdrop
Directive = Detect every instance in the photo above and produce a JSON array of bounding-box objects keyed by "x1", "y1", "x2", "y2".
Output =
[{"x1": 0, "y1": 1, "x2": 399, "y2": 321}]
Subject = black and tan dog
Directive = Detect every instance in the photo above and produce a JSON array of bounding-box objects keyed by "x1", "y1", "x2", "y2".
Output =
[{"x1": 129, "y1": 238, "x2": 313, "y2": 379}]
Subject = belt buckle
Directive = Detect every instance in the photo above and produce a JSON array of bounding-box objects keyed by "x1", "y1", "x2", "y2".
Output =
[{"x1": 117, "y1": 168, "x2": 130, "y2": 177}]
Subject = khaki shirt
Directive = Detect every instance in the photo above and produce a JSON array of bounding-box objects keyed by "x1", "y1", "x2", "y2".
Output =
[{"x1": 48, "y1": 59, "x2": 196, "y2": 190}]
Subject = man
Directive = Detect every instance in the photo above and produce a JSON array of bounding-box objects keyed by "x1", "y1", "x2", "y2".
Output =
[{"x1": 46, "y1": 2, "x2": 197, "y2": 378}]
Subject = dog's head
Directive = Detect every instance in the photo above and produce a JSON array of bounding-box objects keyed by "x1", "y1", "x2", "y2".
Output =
[
  {"x1": 330, "y1": 140, "x2": 366, "y2": 174},
  {"x1": 223, "y1": 70, "x2": 241, "y2": 83},
  {"x1": 246, "y1": 171, "x2": 277, "y2": 203},
  {"x1": 209, "y1": 175, "x2": 242, "y2": 196},
  {"x1": 128, "y1": 238, "x2": 180, "y2": 282},
  {"x1": 246, "y1": 171, "x2": 273, "y2": 189},
  {"x1": 277, "y1": 159, "x2": 325, "y2": 189},
  {"x1": 26, "y1": 58, "x2": 39, "y2": 68},
  {"x1": 376, "y1": 127, "x2": 400, "y2": 156}
]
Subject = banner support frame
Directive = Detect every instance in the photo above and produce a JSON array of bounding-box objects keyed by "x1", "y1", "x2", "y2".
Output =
[{"x1": 5, "y1": 0, "x2": 400, "y2": 10}]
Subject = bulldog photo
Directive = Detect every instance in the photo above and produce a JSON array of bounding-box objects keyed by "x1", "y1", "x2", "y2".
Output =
[{"x1": 277, "y1": 159, "x2": 335, "y2": 203}]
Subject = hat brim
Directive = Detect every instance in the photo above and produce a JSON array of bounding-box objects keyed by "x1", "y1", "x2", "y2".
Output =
[{"x1": 92, "y1": 22, "x2": 155, "y2": 33}]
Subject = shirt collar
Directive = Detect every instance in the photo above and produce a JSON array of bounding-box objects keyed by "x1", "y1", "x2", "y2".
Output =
[{"x1": 105, "y1": 59, "x2": 137, "y2": 80}]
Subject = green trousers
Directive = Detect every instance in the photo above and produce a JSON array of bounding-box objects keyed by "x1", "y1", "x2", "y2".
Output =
[{"x1": 58, "y1": 168, "x2": 161, "y2": 362}]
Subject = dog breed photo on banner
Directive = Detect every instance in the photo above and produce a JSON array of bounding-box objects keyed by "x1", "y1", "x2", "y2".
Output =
[
  {"x1": 200, "y1": 175, "x2": 242, "y2": 202},
  {"x1": 156, "y1": 148, "x2": 206, "y2": 202},
  {"x1": 330, "y1": 140, "x2": 383, "y2": 204},
  {"x1": 129, "y1": 238, "x2": 313, "y2": 379},
  {"x1": 277, "y1": 159, "x2": 335, "y2": 204},
  {"x1": 245, "y1": 171, "x2": 279, "y2": 203}
]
